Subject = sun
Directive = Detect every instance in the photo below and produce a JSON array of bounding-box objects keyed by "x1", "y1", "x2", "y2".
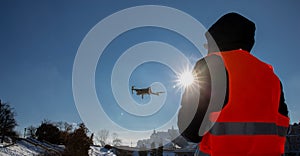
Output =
[
  {"x1": 175, "y1": 68, "x2": 197, "y2": 90},
  {"x1": 179, "y1": 71, "x2": 195, "y2": 87}
]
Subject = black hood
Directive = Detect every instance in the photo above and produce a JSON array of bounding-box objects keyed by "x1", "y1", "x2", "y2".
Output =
[{"x1": 206, "y1": 12, "x2": 256, "y2": 52}]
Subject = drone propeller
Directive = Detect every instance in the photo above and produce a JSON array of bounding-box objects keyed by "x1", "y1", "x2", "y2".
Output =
[{"x1": 131, "y1": 86, "x2": 135, "y2": 94}]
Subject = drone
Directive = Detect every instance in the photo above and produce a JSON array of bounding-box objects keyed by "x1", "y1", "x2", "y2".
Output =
[{"x1": 131, "y1": 86, "x2": 165, "y2": 99}]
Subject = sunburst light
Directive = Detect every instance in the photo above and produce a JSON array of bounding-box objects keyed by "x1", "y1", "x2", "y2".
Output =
[{"x1": 175, "y1": 67, "x2": 198, "y2": 90}]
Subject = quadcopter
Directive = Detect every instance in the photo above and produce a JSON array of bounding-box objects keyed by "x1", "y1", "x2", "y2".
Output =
[{"x1": 131, "y1": 86, "x2": 165, "y2": 99}]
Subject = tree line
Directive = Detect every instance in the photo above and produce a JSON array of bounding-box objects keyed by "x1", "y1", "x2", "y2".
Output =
[
  {"x1": 0, "y1": 100, "x2": 122, "y2": 156},
  {"x1": 26, "y1": 120, "x2": 93, "y2": 156},
  {"x1": 1, "y1": 100, "x2": 168, "y2": 156}
]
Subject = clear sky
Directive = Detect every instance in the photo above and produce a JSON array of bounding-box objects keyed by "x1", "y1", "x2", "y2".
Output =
[{"x1": 1, "y1": 0, "x2": 299, "y2": 145}]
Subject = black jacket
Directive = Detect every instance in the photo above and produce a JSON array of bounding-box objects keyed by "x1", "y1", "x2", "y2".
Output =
[{"x1": 177, "y1": 53, "x2": 289, "y2": 143}]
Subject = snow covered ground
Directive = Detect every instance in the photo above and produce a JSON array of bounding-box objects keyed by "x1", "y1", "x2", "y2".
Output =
[
  {"x1": 89, "y1": 145, "x2": 116, "y2": 156},
  {"x1": 0, "y1": 140, "x2": 42, "y2": 156},
  {"x1": 0, "y1": 138, "x2": 116, "y2": 156}
]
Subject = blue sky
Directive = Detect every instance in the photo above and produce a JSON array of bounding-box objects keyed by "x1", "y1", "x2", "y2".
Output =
[{"x1": 1, "y1": 0, "x2": 300, "y2": 143}]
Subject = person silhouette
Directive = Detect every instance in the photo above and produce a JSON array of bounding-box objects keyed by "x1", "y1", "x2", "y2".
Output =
[{"x1": 178, "y1": 12, "x2": 289, "y2": 156}]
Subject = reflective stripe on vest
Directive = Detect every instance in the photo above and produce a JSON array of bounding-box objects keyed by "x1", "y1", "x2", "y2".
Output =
[{"x1": 210, "y1": 122, "x2": 288, "y2": 137}]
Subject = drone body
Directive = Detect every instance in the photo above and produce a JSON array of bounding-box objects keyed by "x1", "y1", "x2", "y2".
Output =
[{"x1": 131, "y1": 86, "x2": 164, "y2": 99}]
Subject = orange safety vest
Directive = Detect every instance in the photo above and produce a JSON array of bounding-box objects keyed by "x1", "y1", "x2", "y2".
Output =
[{"x1": 199, "y1": 50, "x2": 289, "y2": 156}]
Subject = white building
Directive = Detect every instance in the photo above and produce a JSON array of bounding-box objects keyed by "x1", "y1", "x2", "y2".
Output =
[{"x1": 136, "y1": 127, "x2": 179, "y2": 149}]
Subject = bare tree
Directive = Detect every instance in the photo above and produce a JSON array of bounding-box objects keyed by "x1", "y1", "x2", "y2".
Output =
[
  {"x1": 0, "y1": 100, "x2": 18, "y2": 143},
  {"x1": 112, "y1": 132, "x2": 122, "y2": 146},
  {"x1": 26, "y1": 125, "x2": 36, "y2": 138},
  {"x1": 96, "y1": 129, "x2": 109, "y2": 146},
  {"x1": 64, "y1": 122, "x2": 73, "y2": 132},
  {"x1": 54, "y1": 121, "x2": 73, "y2": 132}
]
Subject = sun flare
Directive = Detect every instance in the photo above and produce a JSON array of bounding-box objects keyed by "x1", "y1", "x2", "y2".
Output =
[
  {"x1": 179, "y1": 71, "x2": 195, "y2": 87},
  {"x1": 175, "y1": 68, "x2": 197, "y2": 90}
]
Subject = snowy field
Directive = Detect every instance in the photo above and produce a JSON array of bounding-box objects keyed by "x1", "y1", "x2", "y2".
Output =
[{"x1": 0, "y1": 138, "x2": 116, "y2": 156}]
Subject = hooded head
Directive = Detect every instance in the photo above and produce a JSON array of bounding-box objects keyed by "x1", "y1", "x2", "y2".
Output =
[{"x1": 205, "y1": 12, "x2": 256, "y2": 53}]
